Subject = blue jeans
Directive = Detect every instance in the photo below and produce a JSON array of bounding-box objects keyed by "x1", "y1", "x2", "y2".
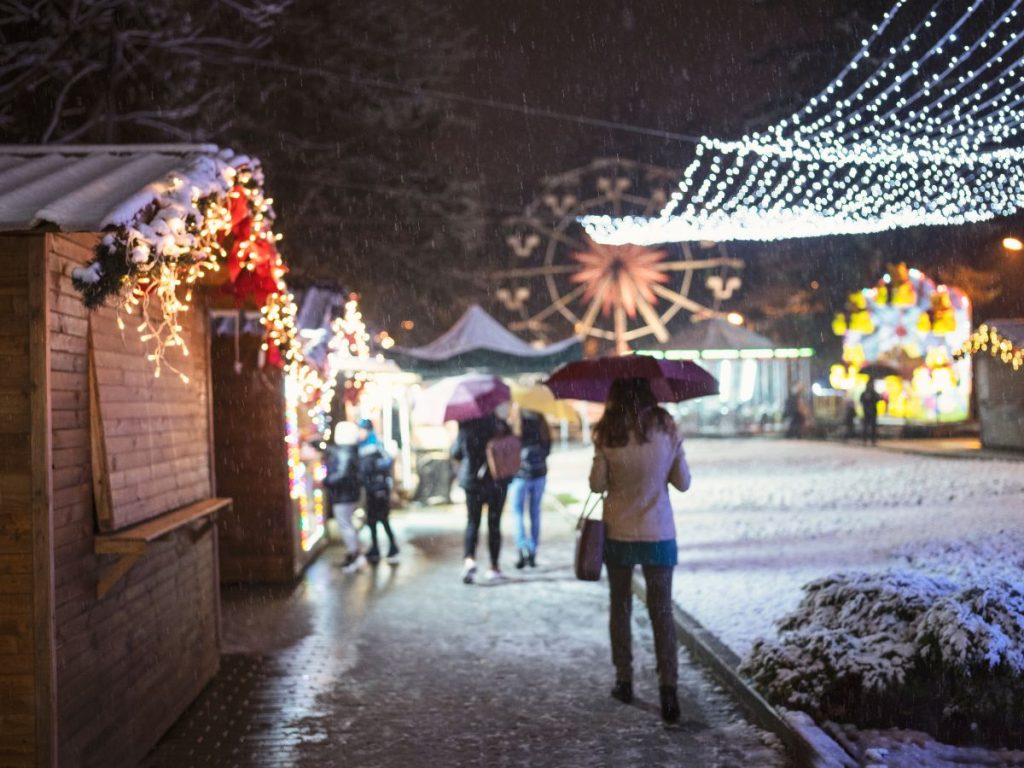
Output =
[{"x1": 510, "y1": 476, "x2": 545, "y2": 555}]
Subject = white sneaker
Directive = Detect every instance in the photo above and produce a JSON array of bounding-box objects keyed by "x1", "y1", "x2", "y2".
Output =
[
  {"x1": 462, "y1": 558, "x2": 477, "y2": 584},
  {"x1": 342, "y1": 554, "x2": 367, "y2": 574},
  {"x1": 484, "y1": 568, "x2": 506, "y2": 583}
]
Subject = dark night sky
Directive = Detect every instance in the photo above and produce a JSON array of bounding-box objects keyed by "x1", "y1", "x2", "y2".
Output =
[
  {"x1": 421, "y1": 0, "x2": 1021, "y2": 334},
  {"x1": 442, "y1": 0, "x2": 892, "y2": 211}
]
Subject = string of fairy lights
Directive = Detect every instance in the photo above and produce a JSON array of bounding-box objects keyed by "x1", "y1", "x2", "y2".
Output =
[
  {"x1": 959, "y1": 322, "x2": 1024, "y2": 371},
  {"x1": 582, "y1": 0, "x2": 1024, "y2": 245}
]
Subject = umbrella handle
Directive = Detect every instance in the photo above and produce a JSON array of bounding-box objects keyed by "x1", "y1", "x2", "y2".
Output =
[{"x1": 579, "y1": 492, "x2": 605, "y2": 521}]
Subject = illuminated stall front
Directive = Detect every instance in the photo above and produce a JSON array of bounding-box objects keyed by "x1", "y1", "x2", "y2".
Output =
[
  {"x1": 830, "y1": 263, "x2": 971, "y2": 424},
  {"x1": 209, "y1": 292, "x2": 336, "y2": 583},
  {"x1": 635, "y1": 317, "x2": 813, "y2": 434}
]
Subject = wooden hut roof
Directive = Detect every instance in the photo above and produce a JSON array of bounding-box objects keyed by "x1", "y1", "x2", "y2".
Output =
[{"x1": 0, "y1": 144, "x2": 244, "y2": 232}]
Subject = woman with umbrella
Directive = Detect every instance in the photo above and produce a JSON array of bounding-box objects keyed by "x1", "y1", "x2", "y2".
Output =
[
  {"x1": 548, "y1": 357, "x2": 712, "y2": 724},
  {"x1": 416, "y1": 374, "x2": 515, "y2": 584}
]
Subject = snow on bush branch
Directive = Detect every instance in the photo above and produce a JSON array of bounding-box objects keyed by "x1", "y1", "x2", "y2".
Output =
[
  {"x1": 741, "y1": 570, "x2": 1024, "y2": 746},
  {"x1": 71, "y1": 150, "x2": 293, "y2": 381}
]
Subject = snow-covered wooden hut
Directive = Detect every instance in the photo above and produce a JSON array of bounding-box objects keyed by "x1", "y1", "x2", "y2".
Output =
[
  {"x1": 0, "y1": 143, "x2": 293, "y2": 767},
  {"x1": 970, "y1": 320, "x2": 1024, "y2": 451}
]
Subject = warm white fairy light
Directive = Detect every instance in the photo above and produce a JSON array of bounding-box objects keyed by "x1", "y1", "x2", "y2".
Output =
[{"x1": 582, "y1": 0, "x2": 1024, "y2": 244}]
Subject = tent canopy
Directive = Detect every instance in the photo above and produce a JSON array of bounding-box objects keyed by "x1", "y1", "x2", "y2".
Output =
[
  {"x1": 650, "y1": 318, "x2": 778, "y2": 351},
  {"x1": 387, "y1": 304, "x2": 581, "y2": 377}
]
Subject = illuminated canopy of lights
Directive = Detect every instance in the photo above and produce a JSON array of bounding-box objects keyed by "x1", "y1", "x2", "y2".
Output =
[{"x1": 582, "y1": 0, "x2": 1024, "y2": 245}]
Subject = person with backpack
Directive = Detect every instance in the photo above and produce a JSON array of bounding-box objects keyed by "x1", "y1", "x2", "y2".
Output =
[
  {"x1": 323, "y1": 421, "x2": 366, "y2": 572},
  {"x1": 510, "y1": 409, "x2": 551, "y2": 569},
  {"x1": 357, "y1": 418, "x2": 399, "y2": 565},
  {"x1": 450, "y1": 412, "x2": 516, "y2": 584}
]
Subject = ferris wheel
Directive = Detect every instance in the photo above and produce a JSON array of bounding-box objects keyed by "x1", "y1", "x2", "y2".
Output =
[{"x1": 495, "y1": 158, "x2": 744, "y2": 354}]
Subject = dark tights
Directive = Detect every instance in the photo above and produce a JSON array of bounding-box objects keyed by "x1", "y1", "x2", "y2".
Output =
[
  {"x1": 366, "y1": 497, "x2": 397, "y2": 555},
  {"x1": 464, "y1": 483, "x2": 506, "y2": 568}
]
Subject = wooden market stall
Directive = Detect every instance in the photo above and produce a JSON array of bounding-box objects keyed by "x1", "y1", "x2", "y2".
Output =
[
  {"x1": 209, "y1": 303, "x2": 330, "y2": 583},
  {"x1": 0, "y1": 144, "x2": 296, "y2": 767},
  {"x1": 967, "y1": 320, "x2": 1024, "y2": 450}
]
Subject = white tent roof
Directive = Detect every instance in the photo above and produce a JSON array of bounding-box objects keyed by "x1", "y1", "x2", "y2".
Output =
[
  {"x1": 0, "y1": 144, "x2": 240, "y2": 232},
  {"x1": 393, "y1": 304, "x2": 579, "y2": 362}
]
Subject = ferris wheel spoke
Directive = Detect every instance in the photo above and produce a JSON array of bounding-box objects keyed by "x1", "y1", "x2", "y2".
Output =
[
  {"x1": 650, "y1": 283, "x2": 717, "y2": 316},
  {"x1": 527, "y1": 284, "x2": 587, "y2": 324},
  {"x1": 492, "y1": 264, "x2": 579, "y2": 279},
  {"x1": 634, "y1": 292, "x2": 670, "y2": 342},
  {"x1": 576, "y1": 282, "x2": 609, "y2": 339},
  {"x1": 525, "y1": 222, "x2": 588, "y2": 253},
  {"x1": 613, "y1": 306, "x2": 629, "y2": 354},
  {"x1": 654, "y1": 257, "x2": 745, "y2": 272}
]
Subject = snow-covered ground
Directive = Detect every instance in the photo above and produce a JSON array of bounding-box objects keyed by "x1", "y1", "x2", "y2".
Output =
[
  {"x1": 546, "y1": 439, "x2": 1024, "y2": 766},
  {"x1": 549, "y1": 438, "x2": 1024, "y2": 656}
]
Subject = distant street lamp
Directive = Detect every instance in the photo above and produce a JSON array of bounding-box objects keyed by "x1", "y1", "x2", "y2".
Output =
[{"x1": 1002, "y1": 236, "x2": 1023, "y2": 252}]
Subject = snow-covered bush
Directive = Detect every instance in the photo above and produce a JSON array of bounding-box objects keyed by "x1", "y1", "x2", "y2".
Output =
[{"x1": 741, "y1": 570, "x2": 1024, "y2": 746}]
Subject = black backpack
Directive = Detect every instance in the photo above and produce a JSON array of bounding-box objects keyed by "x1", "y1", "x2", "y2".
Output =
[{"x1": 360, "y1": 446, "x2": 393, "y2": 500}]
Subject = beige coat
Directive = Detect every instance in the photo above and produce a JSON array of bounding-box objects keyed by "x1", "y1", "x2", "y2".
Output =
[{"x1": 588, "y1": 429, "x2": 691, "y2": 542}]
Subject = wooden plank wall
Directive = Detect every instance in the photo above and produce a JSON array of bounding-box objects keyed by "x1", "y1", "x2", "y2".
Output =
[
  {"x1": 210, "y1": 333, "x2": 294, "y2": 582},
  {"x1": 0, "y1": 235, "x2": 48, "y2": 766},
  {"x1": 89, "y1": 287, "x2": 212, "y2": 531},
  {"x1": 48, "y1": 234, "x2": 219, "y2": 768}
]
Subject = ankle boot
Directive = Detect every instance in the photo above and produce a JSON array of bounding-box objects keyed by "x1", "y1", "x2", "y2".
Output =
[
  {"x1": 611, "y1": 680, "x2": 633, "y2": 704},
  {"x1": 659, "y1": 685, "x2": 680, "y2": 723},
  {"x1": 514, "y1": 549, "x2": 528, "y2": 569}
]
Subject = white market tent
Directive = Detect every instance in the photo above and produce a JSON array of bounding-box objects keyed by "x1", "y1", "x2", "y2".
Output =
[{"x1": 387, "y1": 304, "x2": 582, "y2": 378}]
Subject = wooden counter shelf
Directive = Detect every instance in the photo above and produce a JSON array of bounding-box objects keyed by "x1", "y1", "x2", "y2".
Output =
[{"x1": 94, "y1": 497, "x2": 232, "y2": 598}]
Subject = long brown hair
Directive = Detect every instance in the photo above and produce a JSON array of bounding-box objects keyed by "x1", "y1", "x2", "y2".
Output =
[{"x1": 593, "y1": 377, "x2": 676, "y2": 448}]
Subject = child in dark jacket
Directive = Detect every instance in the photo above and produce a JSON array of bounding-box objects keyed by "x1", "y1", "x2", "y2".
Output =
[{"x1": 357, "y1": 419, "x2": 399, "y2": 564}]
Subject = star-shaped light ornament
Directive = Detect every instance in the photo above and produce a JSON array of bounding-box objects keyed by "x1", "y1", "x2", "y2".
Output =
[{"x1": 570, "y1": 236, "x2": 669, "y2": 319}]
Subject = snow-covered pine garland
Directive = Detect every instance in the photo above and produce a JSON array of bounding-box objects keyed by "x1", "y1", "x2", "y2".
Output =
[{"x1": 71, "y1": 150, "x2": 307, "y2": 384}]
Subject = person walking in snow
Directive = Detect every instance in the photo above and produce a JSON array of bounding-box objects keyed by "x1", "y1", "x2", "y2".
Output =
[
  {"x1": 357, "y1": 418, "x2": 400, "y2": 565},
  {"x1": 588, "y1": 377, "x2": 691, "y2": 724},
  {"x1": 451, "y1": 412, "x2": 511, "y2": 584},
  {"x1": 324, "y1": 421, "x2": 366, "y2": 572},
  {"x1": 509, "y1": 409, "x2": 551, "y2": 569}
]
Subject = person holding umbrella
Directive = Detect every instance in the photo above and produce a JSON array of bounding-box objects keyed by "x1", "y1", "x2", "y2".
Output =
[
  {"x1": 547, "y1": 357, "x2": 713, "y2": 724},
  {"x1": 451, "y1": 412, "x2": 513, "y2": 583},
  {"x1": 417, "y1": 374, "x2": 516, "y2": 584}
]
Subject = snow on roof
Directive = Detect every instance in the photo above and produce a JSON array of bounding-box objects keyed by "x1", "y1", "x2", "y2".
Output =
[{"x1": 0, "y1": 144, "x2": 246, "y2": 232}]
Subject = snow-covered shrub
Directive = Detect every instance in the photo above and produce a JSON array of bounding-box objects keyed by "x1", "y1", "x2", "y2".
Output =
[{"x1": 741, "y1": 570, "x2": 1024, "y2": 746}]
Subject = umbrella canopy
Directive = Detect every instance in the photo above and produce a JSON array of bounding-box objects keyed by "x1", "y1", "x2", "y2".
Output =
[
  {"x1": 545, "y1": 355, "x2": 718, "y2": 403},
  {"x1": 510, "y1": 382, "x2": 580, "y2": 423},
  {"x1": 859, "y1": 361, "x2": 905, "y2": 380},
  {"x1": 413, "y1": 373, "x2": 510, "y2": 425}
]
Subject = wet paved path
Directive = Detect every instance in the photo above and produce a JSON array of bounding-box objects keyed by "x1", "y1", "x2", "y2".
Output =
[{"x1": 144, "y1": 508, "x2": 788, "y2": 767}]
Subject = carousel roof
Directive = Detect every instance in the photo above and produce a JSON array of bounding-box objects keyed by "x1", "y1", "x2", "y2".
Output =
[
  {"x1": 387, "y1": 304, "x2": 582, "y2": 377},
  {"x1": 651, "y1": 317, "x2": 779, "y2": 351},
  {"x1": 0, "y1": 144, "x2": 244, "y2": 232}
]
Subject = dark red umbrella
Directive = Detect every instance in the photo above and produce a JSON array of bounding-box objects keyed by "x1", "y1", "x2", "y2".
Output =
[{"x1": 545, "y1": 355, "x2": 719, "y2": 403}]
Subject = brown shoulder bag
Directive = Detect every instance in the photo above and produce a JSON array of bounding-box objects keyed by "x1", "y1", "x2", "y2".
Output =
[{"x1": 574, "y1": 493, "x2": 606, "y2": 582}]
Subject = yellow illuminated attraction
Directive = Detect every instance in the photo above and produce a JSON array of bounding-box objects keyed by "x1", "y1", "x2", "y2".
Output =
[{"x1": 830, "y1": 264, "x2": 971, "y2": 422}]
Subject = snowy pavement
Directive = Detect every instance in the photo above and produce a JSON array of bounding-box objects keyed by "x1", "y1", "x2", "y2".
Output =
[
  {"x1": 547, "y1": 438, "x2": 1024, "y2": 658},
  {"x1": 546, "y1": 438, "x2": 1024, "y2": 766}
]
